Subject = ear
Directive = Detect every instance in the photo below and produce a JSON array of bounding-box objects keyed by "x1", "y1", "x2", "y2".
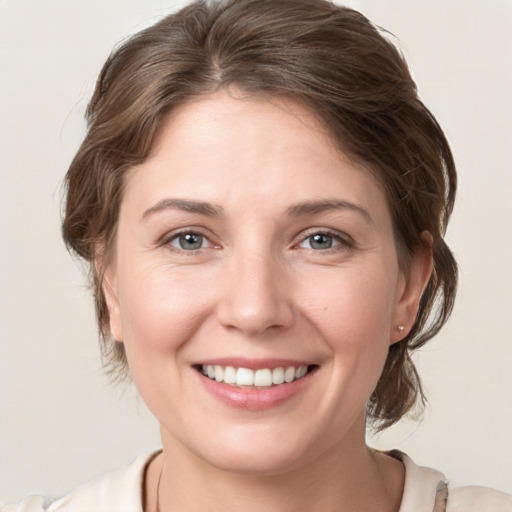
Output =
[
  {"x1": 95, "y1": 248, "x2": 124, "y2": 343},
  {"x1": 390, "y1": 231, "x2": 433, "y2": 344}
]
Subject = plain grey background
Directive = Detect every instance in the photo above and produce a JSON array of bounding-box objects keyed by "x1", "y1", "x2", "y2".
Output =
[{"x1": 1, "y1": 0, "x2": 511, "y2": 503}]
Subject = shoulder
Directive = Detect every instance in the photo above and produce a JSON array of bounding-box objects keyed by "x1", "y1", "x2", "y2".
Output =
[
  {"x1": 1, "y1": 451, "x2": 159, "y2": 512},
  {"x1": 447, "y1": 484, "x2": 512, "y2": 512},
  {"x1": 1, "y1": 496, "x2": 51, "y2": 512},
  {"x1": 388, "y1": 450, "x2": 512, "y2": 512}
]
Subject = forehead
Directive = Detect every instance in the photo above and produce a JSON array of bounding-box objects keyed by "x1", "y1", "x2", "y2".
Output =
[{"x1": 122, "y1": 91, "x2": 390, "y2": 224}]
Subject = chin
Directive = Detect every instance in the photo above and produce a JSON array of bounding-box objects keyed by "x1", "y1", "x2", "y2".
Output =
[
  {"x1": 188, "y1": 424, "x2": 319, "y2": 476},
  {"x1": 205, "y1": 447, "x2": 307, "y2": 476}
]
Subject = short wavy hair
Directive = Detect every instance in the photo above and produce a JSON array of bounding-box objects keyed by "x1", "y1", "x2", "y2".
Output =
[{"x1": 62, "y1": 0, "x2": 457, "y2": 430}]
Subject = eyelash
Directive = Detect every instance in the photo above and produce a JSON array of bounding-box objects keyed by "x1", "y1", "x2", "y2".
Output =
[
  {"x1": 294, "y1": 228, "x2": 354, "y2": 253},
  {"x1": 161, "y1": 228, "x2": 214, "y2": 253},
  {"x1": 160, "y1": 228, "x2": 354, "y2": 254}
]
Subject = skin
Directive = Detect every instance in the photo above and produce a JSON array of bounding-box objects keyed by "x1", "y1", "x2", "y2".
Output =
[{"x1": 102, "y1": 90, "x2": 432, "y2": 512}]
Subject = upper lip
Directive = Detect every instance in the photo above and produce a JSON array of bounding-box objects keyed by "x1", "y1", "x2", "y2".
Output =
[{"x1": 194, "y1": 358, "x2": 316, "y2": 370}]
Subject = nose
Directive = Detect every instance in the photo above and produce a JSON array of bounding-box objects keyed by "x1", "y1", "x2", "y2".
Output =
[{"x1": 216, "y1": 250, "x2": 294, "y2": 337}]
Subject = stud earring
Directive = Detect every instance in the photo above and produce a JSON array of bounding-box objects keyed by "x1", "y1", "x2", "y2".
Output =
[{"x1": 397, "y1": 325, "x2": 405, "y2": 333}]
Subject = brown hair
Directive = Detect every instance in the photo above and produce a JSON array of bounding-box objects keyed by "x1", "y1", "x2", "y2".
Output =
[{"x1": 62, "y1": 0, "x2": 457, "y2": 430}]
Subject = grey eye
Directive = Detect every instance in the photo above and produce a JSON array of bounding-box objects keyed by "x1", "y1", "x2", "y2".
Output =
[
  {"x1": 301, "y1": 233, "x2": 338, "y2": 250},
  {"x1": 171, "y1": 232, "x2": 206, "y2": 250}
]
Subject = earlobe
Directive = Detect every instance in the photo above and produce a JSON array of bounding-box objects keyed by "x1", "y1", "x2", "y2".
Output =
[
  {"x1": 103, "y1": 269, "x2": 124, "y2": 343},
  {"x1": 95, "y1": 251, "x2": 124, "y2": 343},
  {"x1": 391, "y1": 232, "x2": 433, "y2": 344}
]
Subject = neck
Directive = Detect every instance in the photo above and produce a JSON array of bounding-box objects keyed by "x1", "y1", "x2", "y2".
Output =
[{"x1": 145, "y1": 421, "x2": 404, "y2": 512}]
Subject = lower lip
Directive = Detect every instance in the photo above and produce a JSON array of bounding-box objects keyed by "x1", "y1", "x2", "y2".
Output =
[{"x1": 196, "y1": 370, "x2": 315, "y2": 411}]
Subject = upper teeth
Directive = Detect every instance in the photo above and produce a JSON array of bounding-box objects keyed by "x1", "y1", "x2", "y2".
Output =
[{"x1": 201, "y1": 365, "x2": 309, "y2": 387}]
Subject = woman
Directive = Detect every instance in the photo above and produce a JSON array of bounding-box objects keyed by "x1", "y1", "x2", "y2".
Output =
[{"x1": 3, "y1": 0, "x2": 511, "y2": 510}]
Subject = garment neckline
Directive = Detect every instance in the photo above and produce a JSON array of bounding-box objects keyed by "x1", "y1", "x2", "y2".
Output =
[
  {"x1": 388, "y1": 451, "x2": 447, "y2": 512},
  {"x1": 136, "y1": 449, "x2": 447, "y2": 512}
]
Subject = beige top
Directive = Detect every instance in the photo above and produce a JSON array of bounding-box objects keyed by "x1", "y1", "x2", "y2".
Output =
[{"x1": 2, "y1": 451, "x2": 511, "y2": 512}]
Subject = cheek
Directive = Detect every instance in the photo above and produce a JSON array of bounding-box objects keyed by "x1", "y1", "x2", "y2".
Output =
[
  {"x1": 114, "y1": 262, "x2": 218, "y2": 416},
  {"x1": 300, "y1": 263, "x2": 397, "y2": 403},
  {"x1": 300, "y1": 264, "x2": 397, "y2": 348},
  {"x1": 282, "y1": 263, "x2": 399, "y2": 433},
  {"x1": 116, "y1": 261, "x2": 214, "y2": 358}
]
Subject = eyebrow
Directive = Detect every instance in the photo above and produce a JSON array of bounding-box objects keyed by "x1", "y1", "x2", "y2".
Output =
[
  {"x1": 286, "y1": 199, "x2": 373, "y2": 223},
  {"x1": 142, "y1": 197, "x2": 372, "y2": 223},
  {"x1": 142, "y1": 198, "x2": 224, "y2": 219}
]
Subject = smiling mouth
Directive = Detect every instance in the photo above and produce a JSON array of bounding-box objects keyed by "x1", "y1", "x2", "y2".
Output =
[{"x1": 197, "y1": 364, "x2": 317, "y2": 388}]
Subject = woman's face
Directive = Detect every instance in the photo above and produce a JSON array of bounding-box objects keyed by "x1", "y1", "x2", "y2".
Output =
[{"x1": 104, "y1": 91, "x2": 427, "y2": 474}]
